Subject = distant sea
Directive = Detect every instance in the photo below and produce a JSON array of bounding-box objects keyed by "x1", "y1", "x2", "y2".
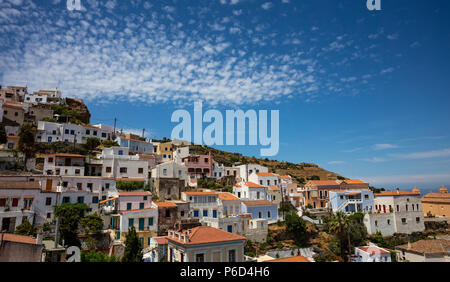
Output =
[{"x1": 383, "y1": 185, "x2": 449, "y2": 196}]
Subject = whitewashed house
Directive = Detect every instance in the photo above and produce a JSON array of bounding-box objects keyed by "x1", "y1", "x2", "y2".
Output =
[{"x1": 238, "y1": 164, "x2": 268, "y2": 182}]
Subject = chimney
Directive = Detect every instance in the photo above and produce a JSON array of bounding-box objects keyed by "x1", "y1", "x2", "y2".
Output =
[
  {"x1": 407, "y1": 241, "x2": 411, "y2": 250},
  {"x1": 396, "y1": 187, "x2": 400, "y2": 194}
]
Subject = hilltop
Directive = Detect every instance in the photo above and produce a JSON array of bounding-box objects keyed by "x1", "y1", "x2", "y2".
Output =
[{"x1": 186, "y1": 144, "x2": 345, "y2": 185}]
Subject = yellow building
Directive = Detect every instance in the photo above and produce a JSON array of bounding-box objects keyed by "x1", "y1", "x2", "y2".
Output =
[
  {"x1": 422, "y1": 186, "x2": 450, "y2": 217},
  {"x1": 156, "y1": 142, "x2": 174, "y2": 162}
]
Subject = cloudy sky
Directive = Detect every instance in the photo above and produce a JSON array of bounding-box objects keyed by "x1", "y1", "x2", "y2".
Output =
[{"x1": 1, "y1": 0, "x2": 450, "y2": 190}]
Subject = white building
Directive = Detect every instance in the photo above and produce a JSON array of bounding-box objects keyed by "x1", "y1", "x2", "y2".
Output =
[
  {"x1": 100, "y1": 147, "x2": 148, "y2": 182},
  {"x1": 181, "y1": 192, "x2": 220, "y2": 220},
  {"x1": 43, "y1": 153, "x2": 86, "y2": 176},
  {"x1": 212, "y1": 162, "x2": 225, "y2": 179},
  {"x1": 173, "y1": 146, "x2": 190, "y2": 164},
  {"x1": 248, "y1": 172, "x2": 280, "y2": 188},
  {"x1": 238, "y1": 164, "x2": 268, "y2": 182},
  {"x1": 364, "y1": 189, "x2": 425, "y2": 236},
  {"x1": 24, "y1": 93, "x2": 48, "y2": 104},
  {"x1": 353, "y1": 245, "x2": 392, "y2": 262},
  {"x1": 150, "y1": 161, "x2": 188, "y2": 185},
  {"x1": 36, "y1": 121, "x2": 113, "y2": 144},
  {"x1": 233, "y1": 181, "x2": 269, "y2": 201}
]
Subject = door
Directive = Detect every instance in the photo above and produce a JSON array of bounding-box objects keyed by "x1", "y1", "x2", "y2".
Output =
[
  {"x1": 139, "y1": 218, "x2": 145, "y2": 231},
  {"x1": 46, "y1": 179, "x2": 53, "y2": 191},
  {"x1": 213, "y1": 210, "x2": 217, "y2": 218},
  {"x1": 227, "y1": 225, "x2": 232, "y2": 233}
]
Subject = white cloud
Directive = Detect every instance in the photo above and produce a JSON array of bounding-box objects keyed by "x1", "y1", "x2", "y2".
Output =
[
  {"x1": 389, "y1": 148, "x2": 450, "y2": 160},
  {"x1": 360, "y1": 157, "x2": 386, "y2": 163},
  {"x1": 328, "y1": 161, "x2": 345, "y2": 165},
  {"x1": 261, "y1": 2, "x2": 273, "y2": 10},
  {"x1": 373, "y1": 143, "x2": 399, "y2": 150}
]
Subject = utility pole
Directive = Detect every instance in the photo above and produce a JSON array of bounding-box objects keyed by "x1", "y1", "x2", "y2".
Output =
[
  {"x1": 142, "y1": 128, "x2": 145, "y2": 139},
  {"x1": 112, "y1": 118, "x2": 117, "y2": 140}
]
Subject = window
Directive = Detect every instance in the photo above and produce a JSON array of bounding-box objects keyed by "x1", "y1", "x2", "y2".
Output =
[
  {"x1": 180, "y1": 211, "x2": 185, "y2": 217},
  {"x1": 203, "y1": 210, "x2": 208, "y2": 217},
  {"x1": 93, "y1": 131, "x2": 97, "y2": 136},
  {"x1": 166, "y1": 209, "x2": 171, "y2": 218},
  {"x1": 228, "y1": 249, "x2": 236, "y2": 262},
  {"x1": 63, "y1": 197, "x2": 70, "y2": 203},
  {"x1": 143, "y1": 196, "x2": 147, "y2": 201},
  {"x1": 106, "y1": 167, "x2": 112, "y2": 173},
  {"x1": 77, "y1": 197, "x2": 84, "y2": 204},
  {"x1": 76, "y1": 183, "x2": 82, "y2": 190},
  {"x1": 46, "y1": 197, "x2": 52, "y2": 206},
  {"x1": 258, "y1": 211, "x2": 262, "y2": 218},
  {"x1": 375, "y1": 220, "x2": 378, "y2": 226},
  {"x1": 70, "y1": 130, "x2": 75, "y2": 135},
  {"x1": 0, "y1": 198, "x2": 6, "y2": 207},
  {"x1": 92, "y1": 197, "x2": 99, "y2": 204},
  {"x1": 139, "y1": 203, "x2": 144, "y2": 209},
  {"x1": 401, "y1": 218, "x2": 407, "y2": 224},
  {"x1": 129, "y1": 218, "x2": 134, "y2": 227},
  {"x1": 387, "y1": 219, "x2": 391, "y2": 225},
  {"x1": 416, "y1": 217, "x2": 420, "y2": 223},
  {"x1": 364, "y1": 194, "x2": 369, "y2": 199},
  {"x1": 86, "y1": 130, "x2": 90, "y2": 135},
  {"x1": 259, "y1": 180, "x2": 263, "y2": 185},
  {"x1": 138, "y1": 168, "x2": 144, "y2": 174},
  {"x1": 127, "y1": 203, "x2": 132, "y2": 210},
  {"x1": 48, "y1": 157, "x2": 54, "y2": 163},
  {"x1": 75, "y1": 169, "x2": 80, "y2": 175},
  {"x1": 120, "y1": 167, "x2": 127, "y2": 173},
  {"x1": 163, "y1": 169, "x2": 167, "y2": 176},
  {"x1": 268, "y1": 211, "x2": 271, "y2": 218},
  {"x1": 396, "y1": 205, "x2": 399, "y2": 212},
  {"x1": 195, "y1": 253, "x2": 205, "y2": 262},
  {"x1": 65, "y1": 129, "x2": 69, "y2": 134},
  {"x1": 193, "y1": 210, "x2": 199, "y2": 217},
  {"x1": 12, "y1": 198, "x2": 19, "y2": 207},
  {"x1": 148, "y1": 217, "x2": 154, "y2": 226}
]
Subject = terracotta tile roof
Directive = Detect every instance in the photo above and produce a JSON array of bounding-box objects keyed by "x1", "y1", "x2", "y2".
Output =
[
  {"x1": 266, "y1": 255, "x2": 310, "y2": 262},
  {"x1": 3, "y1": 104, "x2": 24, "y2": 111},
  {"x1": 0, "y1": 181, "x2": 41, "y2": 190},
  {"x1": 118, "y1": 191, "x2": 151, "y2": 196},
  {"x1": 244, "y1": 181, "x2": 265, "y2": 188},
  {"x1": 242, "y1": 200, "x2": 276, "y2": 206},
  {"x1": 1, "y1": 233, "x2": 38, "y2": 245},
  {"x1": 280, "y1": 175, "x2": 291, "y2": 179},
  {"x1": 421, "y1": 191, "x2": 450, "y2": 204},
  {"x1": 184, "y1": 192, "x2": 218, "y2": 196},
  {"x1": 376, "y1": 190, "x2": 420, "y2": 197},
  {"x1": 268, "y1": 185, "x2": 281, "y2": 191},
  {"x1": 154, "y1": 201, "x2": 177, "y2": 208},
  {"x1": 307, "y1": 180, "x2": 340, "y2": 186},
  {"x1": 235, "y1": 184, "x2": 242, "y2": 188},
  {"x1": 358, "y1": 246, "x2": 389, "y2": 254},
  {"x1": 255, "y1": 172, "x2": 277, "y2": 177},
  {"x1": 50, "y1": 153, "x2": 86, "y2": 158},
  {"x1": 396, "y1": 239, "x2": 450, "y2": 255},
  {"x1": 99, "y1": 197, "x2": 118, "y2": 204},
  {"x1": 167, "y1": 226, "x2": 246, "y2": 245},
  {"x1": 217, "y1": 192, "x2": 240, "y2": 201},
  {"x1": 341, "y1": 179, "x2": 368, "y2": 184},
  {"x1": 114, "y1": 178, "x2": 146, "y2": 182},
  {"x1": 152, "y1": 236, "x2": 169, "y2": 244}
]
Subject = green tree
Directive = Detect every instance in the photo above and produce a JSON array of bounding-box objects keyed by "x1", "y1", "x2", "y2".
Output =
[
  {"x1": 14, "y1": 218, "x2": 38, "y2": 237},
  {"x1": 80, "y1": 213, "x2": 104, "y2": 237},
  {"x1": 284, "y1": 212, "x2": 308, "y2": 246},
  {"x1": 0, "y1": 123, "x2": 7, "y2": 144},
  {"x1": 81, "y1": 251, "x2": 117, "y2": 262},
  {"x1": 101, "y1": 140, "x2": 120, "y2": 148},
  {"x1": 85, "y1": 137, "x2": 101, "y2": 152},
  {"x1": 54, "y1": 203, "x2": 89, "y2": 247},
  {"x1": 327, "y1": 212, "x2": 352, "y2": 261},
  {"x1": 18, "y1": 124, "x2": 36, "y2": 170},
  {"x1": 309, "y1": 175, "x2": 320, "y2": 180},
  {"x1": 122, "y1": 226, "x2": 143, "y2": 262}
]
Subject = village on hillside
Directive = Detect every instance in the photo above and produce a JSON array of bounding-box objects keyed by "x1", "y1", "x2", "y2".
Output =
[{"x1": 0, "y1": 86, "x2": 449, "y2": 262}]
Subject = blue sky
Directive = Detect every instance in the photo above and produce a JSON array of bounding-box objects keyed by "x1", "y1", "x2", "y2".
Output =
[{"x1": 1, "y1": 0, "x2": 450, "y2": 190}]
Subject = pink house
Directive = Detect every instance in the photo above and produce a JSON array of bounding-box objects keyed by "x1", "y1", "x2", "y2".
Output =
[
  {"x1": 118, "y1": 191, "x2": 152, "y2": 211},
  {"x1": 182, "y1": 152, "x2": 213, "y2": 179}
]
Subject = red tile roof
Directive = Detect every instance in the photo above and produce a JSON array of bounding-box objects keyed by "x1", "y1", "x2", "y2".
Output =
[
  {"x1": 268, "y1": 185, "x2": 281, "y2": 191},
  {"x1": 119, "y1": 208, "x2": 154, "y2": 214},
  {"x1": 167, "y1": 226, "x2": 246, "y2": 245},
  {"x1": 217, "y1": 192, "x2": 240, "y2": 201},
  {"x1": 342, "y1": 179, "x2": 368, "y2": 184},
  {"x1": 266, "y1": 255, "x2": 310, "y2": 262},
  {"x1": 242, "y1": 200, "x2": 276, "y2": 206},
  {"x1": 358, "y1": 246, "x2": 389, "y2": 254},
  {"x1": 1, "y1": 233, "x2": 38, "y2": 245},
  {"x1": 280, "y1": 175, "x2": 291, "y2": 179},
  {"x1": 152, "y1": 237, "x2": 169, "y2": 244},
  {"x1": 50, "y1": 153, "x2": 85, "y2": 158},
  {"x1": 256, "y1": 172, "x2": 277, "y2": 177},
  {"x1": 244, "y1": 181, "x2": 265, "y2": 188},
  {"x1": 376, "y1": 190, "x2": 420, "y2": 197},
  {"x1": 307, "y1": 180, "x2": 340, "y2": 186},
  {"x1": 396, "y1": 239, "x2": 450, "y2": 255},
  {"x1": 154, "y1": 201, "x2": 177, "y2": 208}
]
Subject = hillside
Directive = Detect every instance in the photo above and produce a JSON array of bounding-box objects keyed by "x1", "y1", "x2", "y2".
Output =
[{"x1": 187, "y1": 144, "x2": 345, "y2": 185}]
